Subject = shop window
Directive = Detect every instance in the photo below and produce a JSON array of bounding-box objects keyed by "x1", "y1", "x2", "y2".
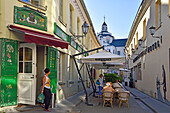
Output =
[
  {"x1": 137, "y1": 63, "x2": 142, "y2": 80},
  {"x1": 156, "y1": 0, "x2": 161, "y2": 28},
  {"x1": 70, "y1": 57, "x2": 74, "y2": 81},
  {"x1": 19, "y1": 0, "x2": 46, "y2": 10},
  {"x1": 143, "y1": 18, "x2": 146, "y2": 41},
  {"x1": 134, "y1": 66, "x2": 137, "y2": 82}
]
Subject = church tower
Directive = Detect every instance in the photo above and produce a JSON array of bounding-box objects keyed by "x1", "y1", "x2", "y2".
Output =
[
  {"x1": 102, "y1": 21, "x2": 107, "y2": 32},
  {"x1": 97, "y1": 17, "x2": 114, "y2": 46}
]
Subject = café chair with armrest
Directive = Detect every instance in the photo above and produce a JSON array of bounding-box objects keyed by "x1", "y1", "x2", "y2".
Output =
[
  {"x1": 118, "y1": 91, "x2": 130, "y2": 109},
  {"x1": 102, "y1": 91, "x2": 114, "y2": 108}
]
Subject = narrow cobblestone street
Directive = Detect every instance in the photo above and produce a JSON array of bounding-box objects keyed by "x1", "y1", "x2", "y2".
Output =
[{"x1": 71, "y1": 93, "x2": 151, "y2": 113}]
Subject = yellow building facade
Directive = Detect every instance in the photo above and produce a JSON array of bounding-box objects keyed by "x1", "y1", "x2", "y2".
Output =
[
  {"x1": 0, "y1": 0, "x2": 100, "y2": 107},
  {"x1": 126, "y1": 0, "x2": 170, "y2": 103}
]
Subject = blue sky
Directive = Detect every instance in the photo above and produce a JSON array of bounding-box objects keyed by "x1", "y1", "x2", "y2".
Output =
[{"x1": 84, "y1": 0, "x2": 143, "y2": 39}]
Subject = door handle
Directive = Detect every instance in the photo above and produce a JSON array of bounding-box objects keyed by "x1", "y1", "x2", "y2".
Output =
[{"x1": 30, "y1": 75, "x2": 34, "y2": 79}]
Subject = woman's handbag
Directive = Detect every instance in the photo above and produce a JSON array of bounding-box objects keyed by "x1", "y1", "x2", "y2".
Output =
[
  {"x1": 96, "y1": 80, "x2": 100, "y2": 85},
  {"x1": 37, "y1": 93, "x2": 44, "y2": 103}
]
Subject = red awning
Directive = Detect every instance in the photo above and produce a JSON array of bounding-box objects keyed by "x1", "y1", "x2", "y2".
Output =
[{"x1": 8, "y1": 25, "x2": 69, "y2": 49}]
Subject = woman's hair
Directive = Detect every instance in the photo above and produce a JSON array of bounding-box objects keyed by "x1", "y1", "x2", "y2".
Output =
[
  {"x1": 99, "y1": 74, "x2": 103, "y2": 77},
  {"x1": 44, "y1": 68, "x2": 50, "y2": 73}
]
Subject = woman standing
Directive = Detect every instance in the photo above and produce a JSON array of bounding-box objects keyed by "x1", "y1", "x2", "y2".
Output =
[
  {"x1": 41, "y1": 68, "x2": 51, "y2": 111},
  {"x1": 98, "y1": 74, "x2": 103, "y2": 98}
]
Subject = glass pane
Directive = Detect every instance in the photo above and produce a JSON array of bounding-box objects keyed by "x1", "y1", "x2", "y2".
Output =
[
  {"x1": 31, "y1": 0, "x2": 40, "y2": 6},
  {"x1": 24, "y1": 62, "x2": 32, "y2": 73},
  {"x1": 19, "y1": 62, "x2": 23, "y2": 73},
  {"x1": 19, "y1": 48, "x2": 23, "y2": 61},
  {"x1": 21, "y1": 0, "x2": 29, "y2": 3},
  {"x1": 25, "y1": 47, "x2": 32, "y2": 61}
]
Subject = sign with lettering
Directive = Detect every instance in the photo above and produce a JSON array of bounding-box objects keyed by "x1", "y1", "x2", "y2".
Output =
[
  {"x1": 133, "y1": 41, "x2": 160, "y2": 63},
  {"x1": 71, "y1": 39, "x2": 77, "y2": 49},
  {"x1": 54, "y1": 23, "x2": 71, "y2": 43},
  {"x1": 14, "y1": 6, "x2": 47, "y2": 31},
  {"x1": 95, "y1": 58, "x2": 111, "y2": 61}
]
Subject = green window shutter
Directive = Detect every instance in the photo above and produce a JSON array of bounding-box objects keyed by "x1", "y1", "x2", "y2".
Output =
[
  {"x1": 47, "y1": 47, "x2": 58, "y2": 93},
  {"x1": 1, "y1": 38, "x2": 18, "y2": 107}
]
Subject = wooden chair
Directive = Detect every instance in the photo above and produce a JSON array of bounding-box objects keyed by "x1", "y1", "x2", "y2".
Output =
[
  {"x1": 102, "y1": 91, "x2": 114, "y2": 108},
  {"x1": 114, "y1": 88, "x2": 124, "y2": 103},
  {"x1": 118, "y1": 91, "x2": 130, "y2": 109}
]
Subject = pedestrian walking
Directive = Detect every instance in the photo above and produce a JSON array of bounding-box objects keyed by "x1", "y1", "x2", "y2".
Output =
[
  {"x1": 41, "y1": 68, "x2": 52, "y2": 111},
  {"x1": 98, "y1": 74, "x2": 103, "y2": 98}
]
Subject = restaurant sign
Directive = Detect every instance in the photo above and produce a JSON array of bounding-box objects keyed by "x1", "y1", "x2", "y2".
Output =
[
  {"x1": 71, "y1": 38, "x2": 77, "y2": 49},
  {"x1": 14, "y1": 6, "x2": 47, "y2": 31},
  {"x1": 133, "y1": 41, "x2": 160, "y2": 63},
  {"x1": 54, "y1": 23, "x2": 71, "y2": 43}
]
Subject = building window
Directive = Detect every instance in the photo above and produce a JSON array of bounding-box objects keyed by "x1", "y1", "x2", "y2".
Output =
[
  {"x1": 19, "y1": 0, "x2": 46, "y2": 10},
  {"x1": 156, "y1": 0, "x2": 161, "y2": 27},
  {"x1": 134, "y1": 66, "x2": 137, "y2": 82},
  {"x1": 131, "y1": 44, "x2": 133, "y2": 55},
  {"x1": 136, "y1": 32, "x2": 138, "y2": 49},
  {"x1": 118, "y1": 51, "x2": 120, "y2": 55},
  {"x1": 134, "y1": 38, "x2": 136, "y2": 50},
  {"x1": 20, "y1": 0, "x2": 40, "y2": 5},
  {"x1": 137, "y1": 63, "x2": 142, "y2": 80},
  {"x1": 107, "y1": 39, "x2": 110, "y2": 43},
  {"x1": 70, "y1": 5, "x2": 74, "y2": 33},
  {"x1": 59, "y1": 0, "x2": 63, "y2": 21},
  {"x1": 169, "y1": 0, "x2": 170, "y2": 16},
  {"x1": 77, "y1": 17, "x2": 81, "y2": 42},
  {"x1": 70, "y1": 57, "x2": 74, "y2": 81},
  {"x1": 143, "y1": 18, "x2": 146, "y2": 41}
]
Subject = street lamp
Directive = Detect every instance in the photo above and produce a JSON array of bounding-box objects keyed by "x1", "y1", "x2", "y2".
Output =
[
  {"x1": 73, "y1": 21, "x2": 89, "y2": 39},
  {"x1": 131, "y1": 48, "x2": 138, "y2": 55},
  {"x1": 82, "y1": 21, "x2": 89, "y2": 37},
  {"x1": 138, "y1": 39, "x2": 147, "y2": 48},
  {"x1": 149, "y1": 26, "x2": 162, "y2": 43},
  {"x1": 128, "y1": 54, "x2": 133, "y2": 60},
  {"x1": 138, "y1": 39, "x2": 143, "y2": 46}
]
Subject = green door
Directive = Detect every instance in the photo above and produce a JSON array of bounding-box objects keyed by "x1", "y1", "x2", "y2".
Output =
[
  {"x1": 47, "y1": 47, "x2": 58, "y2": 93},
  {"x1": 1, "y1": 38, "x2": 18, "y2": 107}
]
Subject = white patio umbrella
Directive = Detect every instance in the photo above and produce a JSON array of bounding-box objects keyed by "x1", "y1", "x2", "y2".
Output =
[
  {"x1": 80, "y1": 50, "x2": 125, "y2": 69},
  {"x1": 80, "y1": 50, "x2": 125, "y2": 64},
  {"x1": 119, "y1": 68, "x2": 131, "y2": 72}
]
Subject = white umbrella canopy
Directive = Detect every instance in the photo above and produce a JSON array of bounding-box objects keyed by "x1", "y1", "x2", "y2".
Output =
[
  {"x1": 80, "y1": 50, "x2": 125, "y2": 64},
  {"x1": 119, "y1": 68, "x2": 131, "y2": 72}
]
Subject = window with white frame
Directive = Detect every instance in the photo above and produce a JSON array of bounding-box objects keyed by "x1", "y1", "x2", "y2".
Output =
[
  {"x1": 59, "y1": 0, "x2": 63, "y2": 21},
  {"x1": 20, "y1": 0, "x2": 41, "y2": 6},
  {"x1": 70, "y1": 5, "x2": 74, "y2": 33}
]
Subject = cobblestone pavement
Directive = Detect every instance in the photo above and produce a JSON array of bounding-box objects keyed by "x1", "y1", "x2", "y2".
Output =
[{"x1": 71, "y1": 94, "x2": 151, "y2": 113}]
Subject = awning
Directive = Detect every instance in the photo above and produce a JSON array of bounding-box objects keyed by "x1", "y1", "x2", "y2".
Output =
[{"x1": 8, "y1": 25, "x2": 69, "y2": 49}]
